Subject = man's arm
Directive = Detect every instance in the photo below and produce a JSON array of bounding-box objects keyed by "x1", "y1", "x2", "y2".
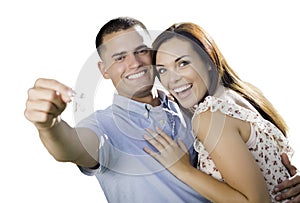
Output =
[
  {"x1": 25, "y1": 78, "x2": 99, "y2": 168},
  {"x1": 274, "y1": 153, "x2": 300, "y2": 202}
]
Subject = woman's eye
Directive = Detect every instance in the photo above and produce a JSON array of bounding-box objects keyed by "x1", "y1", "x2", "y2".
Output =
[
  {"x1": 179, "y1": 60, "x2": 190, "y2": 67},
  {"x1": 157, "y1": 66, "x2": 167, "y2": 74}
]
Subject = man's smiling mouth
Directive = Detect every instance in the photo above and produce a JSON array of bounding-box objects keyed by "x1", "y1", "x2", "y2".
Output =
[{"x1": 126, "y1": 70, "x2": 147, "y2": 80}]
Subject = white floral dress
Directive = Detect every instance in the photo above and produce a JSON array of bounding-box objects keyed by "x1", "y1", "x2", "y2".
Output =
[{"x1": 192, "y1": 90, "x2": 294, "y2": 202}]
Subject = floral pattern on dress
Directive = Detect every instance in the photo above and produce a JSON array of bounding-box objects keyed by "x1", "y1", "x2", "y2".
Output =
[{"x1": 192, "y1": 92, "x2": 294, "y2": 202}]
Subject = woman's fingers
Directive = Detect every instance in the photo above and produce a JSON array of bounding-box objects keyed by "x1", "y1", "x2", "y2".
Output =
[
  {"x1": 145, "y1": 128, "x2": 169, "y2": 147},
  {"x1": 177, "y1": 139, "x2": 188, "y2": 152},
  {"x1": 144, "y1": 128, "x2": 191, "y2": 171},
  {"x1": 144, "y1": 134, "x2": 166, "y2": 152},
  {"x1": 155, "y1": 127, "x2": 173, "y2": 143},
  {"x1": 143, "y1": 146, "x2": 160, "y2": 160}
]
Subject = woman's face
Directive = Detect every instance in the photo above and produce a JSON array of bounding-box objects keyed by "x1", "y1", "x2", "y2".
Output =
[{"x1": 156, "y1": 37, "x2": 210, "y2": 108}]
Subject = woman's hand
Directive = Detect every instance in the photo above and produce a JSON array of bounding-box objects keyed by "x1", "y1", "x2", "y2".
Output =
[{"x1": 144, "y1": 127, "x2": 193, "y2": 176}]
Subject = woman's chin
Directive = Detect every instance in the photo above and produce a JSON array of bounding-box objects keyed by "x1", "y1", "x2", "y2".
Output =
[{"x1": 177, "y1": 99, "x2": 196, "y2": 109}]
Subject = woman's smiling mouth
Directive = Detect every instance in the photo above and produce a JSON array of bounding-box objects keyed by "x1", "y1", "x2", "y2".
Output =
[{"x1": 173, "y1": 83, "x2": 193, "y2": 99}]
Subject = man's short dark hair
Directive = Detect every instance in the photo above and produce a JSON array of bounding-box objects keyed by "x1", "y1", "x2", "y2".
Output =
[{"x1": 95, "y1": 17, "x2": 148, "y2": 56}]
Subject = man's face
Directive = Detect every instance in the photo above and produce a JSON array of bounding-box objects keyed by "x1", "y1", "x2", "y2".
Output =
[{"x1": 99, "y1": 27, "x2": 154, "y2": 99}]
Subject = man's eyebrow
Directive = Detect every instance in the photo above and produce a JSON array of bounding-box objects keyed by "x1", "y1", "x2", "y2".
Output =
[
  {"x1": 111, "y1": 51, "x2": 127, "y2": 59},
  {"x1": 111, "y1": 45, "x2": 150, "y2": 58},
  {"x1": 135, "y1": 45, "x2": 151, "y2": 50}
]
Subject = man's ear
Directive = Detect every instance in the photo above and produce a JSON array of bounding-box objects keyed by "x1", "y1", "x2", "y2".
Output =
[{"x1": 98, "y1": 61, "x2": 110, "y2": 79}]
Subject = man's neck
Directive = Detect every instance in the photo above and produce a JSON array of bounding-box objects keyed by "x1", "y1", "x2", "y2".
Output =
[{"x1": 132, "y1": 94, "x2": 160, "y2": 107}]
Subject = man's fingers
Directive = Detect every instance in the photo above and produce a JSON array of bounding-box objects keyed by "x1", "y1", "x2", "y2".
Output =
[
  {"x1": 281, "y1": 153, "x2": 297, "y2": 176},
  {"x1": 25, "y1": 78, "x2": 70, "y2": 129},
  {"x1": 274, "y1": 175, "x2": 300, "y2": 202},
  {"x1": 281, "y1": 153, "x2": 290, "y2": 166},
  {"x1": 34, "y1": 78, "x2": 73, "y2": 103},
  {"x1": 28, "y1": 87, "x2": 67, "y2": 111},
  {"x1": 26, "y1": 100, "x2": 57, "y2": 115},
  {"x1": 24, "y1": 109, "x2": 56, "y2": 129},
  {"x1": 26, "y1": 99, "x2": 65, "y2": 118},
  {"x1": 275, "y1": 181, "x2": 300, "y2": 202},
  {"x1": 24, "y1": 108, "x2": 52, "y2": 123},
  {"x1": 276, "y1": 176, "x2": 300, "y2": 192}
]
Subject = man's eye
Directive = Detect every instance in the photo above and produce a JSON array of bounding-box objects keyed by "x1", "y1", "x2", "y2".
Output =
[
  {"x1": 114, "y1": 55, "x2": 126, "y2": 62},
  {"x1": 135, "y1": 48, "x2": 150, "y2": 55}
]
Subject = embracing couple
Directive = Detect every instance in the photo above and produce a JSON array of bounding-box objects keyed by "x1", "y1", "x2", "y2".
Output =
[{"x1": 25, "y1": 17, "x2": 300, "y2": 203}]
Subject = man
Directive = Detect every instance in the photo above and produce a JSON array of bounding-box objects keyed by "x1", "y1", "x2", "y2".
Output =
[{"x1": 25, "y1": 17, "x2": 300, "y2": 202}]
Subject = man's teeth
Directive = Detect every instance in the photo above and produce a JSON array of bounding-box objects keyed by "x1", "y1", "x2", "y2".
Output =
[
  {"x1": 174, "y1": 84, "x2": 192, "y2": 93},
  {"x1": 127, "y1": 71, "x2": 145, "y2": 79}
]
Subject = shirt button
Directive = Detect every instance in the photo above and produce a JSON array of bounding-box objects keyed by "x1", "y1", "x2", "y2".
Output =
[
  {"x1": 159, "y1": 120, "x2": 165, "y2": 125},
  {"x1": 145, "y1": 104, "x2": 151, "y2": 111},
  {"x1": 144, "y1": 112, "x2": 148, "y2": 118}
]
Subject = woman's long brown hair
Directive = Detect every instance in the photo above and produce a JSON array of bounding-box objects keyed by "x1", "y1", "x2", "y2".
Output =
[{"x1": 152, "y1": 23, "x2": 288, "y2": 136}]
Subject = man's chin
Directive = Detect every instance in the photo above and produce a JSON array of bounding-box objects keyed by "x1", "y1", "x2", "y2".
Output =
[{"x1": 130, "y1": 85, "x2": 154, "y2": 98}]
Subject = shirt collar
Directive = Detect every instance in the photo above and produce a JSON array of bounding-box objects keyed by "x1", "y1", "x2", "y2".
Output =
[{"x1": 112, "y1": 90, "x2": 171, "y2": 115}]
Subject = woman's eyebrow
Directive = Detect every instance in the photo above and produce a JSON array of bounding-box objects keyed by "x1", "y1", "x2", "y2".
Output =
[
  {"x1": 155, "y1": 55, "x2": 189, "y2": 67},
  {"x1": 175, "y1": 55, "x2": 189, "y2": 63}
]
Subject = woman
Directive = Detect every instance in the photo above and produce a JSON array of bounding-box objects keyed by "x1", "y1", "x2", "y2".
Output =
[{"x1": 144, "y1": 22, "x2": 294, "y2": 202}]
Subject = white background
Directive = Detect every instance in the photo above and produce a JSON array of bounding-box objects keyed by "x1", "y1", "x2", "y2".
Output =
[{"x1": 1, "y1": 0, "x2": 299, "y2": 202}]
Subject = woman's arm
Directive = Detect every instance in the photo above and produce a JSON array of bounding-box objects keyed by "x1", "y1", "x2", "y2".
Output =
[
  {"x1": 144, "y1": 110, "x2": 271, "y2": 203},
  {"x1": 193, "y1": 110, "x2": 270, "y2": 202}
]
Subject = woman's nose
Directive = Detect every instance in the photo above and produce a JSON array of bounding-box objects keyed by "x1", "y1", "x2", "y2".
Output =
[{"x1": 169, "y1": 68, "x2": 182, "y2": 83}]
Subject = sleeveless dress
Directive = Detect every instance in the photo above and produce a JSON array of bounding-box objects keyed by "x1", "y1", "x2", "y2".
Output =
[{"x1": 192, "y1": 89, "x2": 294, "y2": 202}]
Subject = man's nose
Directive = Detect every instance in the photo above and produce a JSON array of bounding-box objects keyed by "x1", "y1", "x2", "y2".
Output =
[{"x1": 126, "y1": 53, "x2": 142, "y2": 69}]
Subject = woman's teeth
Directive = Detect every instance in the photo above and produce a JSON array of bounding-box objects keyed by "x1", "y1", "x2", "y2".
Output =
[{"x1": 173, "y1": 84, "x2": 192, "y2": 93}]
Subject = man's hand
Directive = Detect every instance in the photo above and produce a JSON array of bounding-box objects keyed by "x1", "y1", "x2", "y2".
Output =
[
  {"x1": 24, "y1": 78, "x2": 73, "y2": 130},
  {"x1": 274, "y1": 153, "x2": 300, "y2": 202},
  {"x1": 282, "y1": 153, "x2": 298, "y2": 176}
]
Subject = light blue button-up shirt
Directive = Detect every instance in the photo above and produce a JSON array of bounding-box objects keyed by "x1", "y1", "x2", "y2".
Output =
[{"x1": 77, "y1": 91, "x2": 210, "y2": 203}]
